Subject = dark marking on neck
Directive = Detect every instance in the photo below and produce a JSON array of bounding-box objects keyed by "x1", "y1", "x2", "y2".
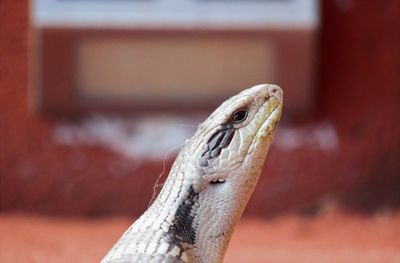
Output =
[
  {"x1": 167, "y1": 185, "x2": 199, "y2": 252},
  {"x1": 200, "y1": 124, "x2": 235, "y2": 167}
]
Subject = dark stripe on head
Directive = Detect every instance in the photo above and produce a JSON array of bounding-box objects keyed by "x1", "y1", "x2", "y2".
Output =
[{"x1": 200, "y1": 124, "x2": 235, "y2": 167}]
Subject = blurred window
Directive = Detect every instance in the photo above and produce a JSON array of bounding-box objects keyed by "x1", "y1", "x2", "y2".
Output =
[{"x1": 30, "y1": 0, "x2": 319, "y2": 116}]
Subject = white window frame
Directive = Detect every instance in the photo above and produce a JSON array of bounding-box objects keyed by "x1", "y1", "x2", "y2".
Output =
[{"x1": 32, "y1": 0, "x2": 319, "y2": 29}]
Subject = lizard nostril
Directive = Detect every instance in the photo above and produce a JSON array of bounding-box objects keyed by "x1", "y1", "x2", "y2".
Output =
[{"x1": 268, "y1": 86, "x2": 282, "y2": 99}]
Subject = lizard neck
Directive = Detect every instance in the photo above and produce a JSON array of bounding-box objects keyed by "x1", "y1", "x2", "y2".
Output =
[
  {"x1": 139, "y1": 153, "x2": 262, "y2": 263},
  {"x1": 103, "y1": 148, "x2": 264, "y2": 263},
  {"x1": 102, "y1": 154, "x2": 200, "y2": 262}
]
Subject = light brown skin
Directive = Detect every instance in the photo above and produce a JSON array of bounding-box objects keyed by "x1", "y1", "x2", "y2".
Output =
[{"x1": 102, "y1": 84, "x2": 283, "y2": 263}]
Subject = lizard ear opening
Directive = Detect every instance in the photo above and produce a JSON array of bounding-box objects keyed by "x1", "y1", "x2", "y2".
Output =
[{"x1": 210, "y1": 179, "x2": 226, "y2": 185}]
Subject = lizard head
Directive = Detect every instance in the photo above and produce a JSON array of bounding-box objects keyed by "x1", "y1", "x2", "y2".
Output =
[{"x1": 187, "y1": 83, "x2": 283, "y2": 187}]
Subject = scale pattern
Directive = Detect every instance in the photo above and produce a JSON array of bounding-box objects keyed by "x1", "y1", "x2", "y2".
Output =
[{"x1": 101, "y1": 84, "x2": 283, "y2": 263}]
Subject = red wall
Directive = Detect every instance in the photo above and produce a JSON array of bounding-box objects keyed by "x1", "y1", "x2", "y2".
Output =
[
  {"x1": 319, "y1": 1, "x2": 400, "y2": 210},
  {"x1": 0, "y1": 0, "x2": 399, "y2": 216}
]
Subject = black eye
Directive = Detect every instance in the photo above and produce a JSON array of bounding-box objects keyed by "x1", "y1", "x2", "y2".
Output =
[{"x1": 230, "y1": 109, "x2": 248, "y2": 124}]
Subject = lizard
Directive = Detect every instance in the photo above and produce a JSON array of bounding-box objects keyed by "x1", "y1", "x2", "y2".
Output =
[{"x1": 101, "y1": 84, "x2": 283, "y2": 263}]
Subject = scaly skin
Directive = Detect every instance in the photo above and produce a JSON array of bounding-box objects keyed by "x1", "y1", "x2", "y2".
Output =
[{"x1": 102, "y1": 84, "x2": 283, "y2": 263}]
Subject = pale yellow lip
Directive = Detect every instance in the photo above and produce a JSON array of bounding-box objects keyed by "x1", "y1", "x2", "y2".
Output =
[
  {"x1": 257, "y1": 101, "x2": 282, "y2": 137},
  {"x1": 238, "y1": 99, "x2": 282, "y2": 168}
]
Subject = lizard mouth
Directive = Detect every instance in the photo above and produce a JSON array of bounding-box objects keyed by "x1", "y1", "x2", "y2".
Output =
[{"x1": 239, "y1": 98, "x2": 282, "y2": 167}]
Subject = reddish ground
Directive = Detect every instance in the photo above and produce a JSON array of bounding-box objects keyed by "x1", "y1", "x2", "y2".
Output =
[{"x1": 1, "y1": 209, "x2": 399, "y2": 263}]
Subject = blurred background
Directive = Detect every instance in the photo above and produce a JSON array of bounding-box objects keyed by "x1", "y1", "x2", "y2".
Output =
[{"x1": 0, "y1": 0, "x2": 399, "y2": 262}]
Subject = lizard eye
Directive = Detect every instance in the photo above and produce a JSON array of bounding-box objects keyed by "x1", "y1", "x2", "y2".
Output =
[{"x1": 230, "y1": 109, "x2": 248, "y2": 124}]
